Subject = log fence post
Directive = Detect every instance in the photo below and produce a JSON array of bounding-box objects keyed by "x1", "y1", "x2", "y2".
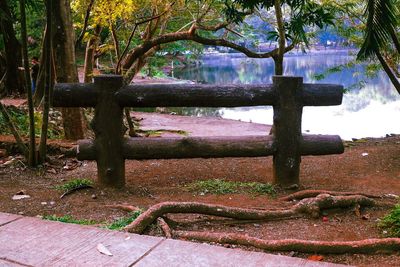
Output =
[
  {"x1": 91, "y1": 75, "x2": 125, "y2": 187},
  {"x1": 272, "y1": 76, "x2": 303, "y2": 187}
]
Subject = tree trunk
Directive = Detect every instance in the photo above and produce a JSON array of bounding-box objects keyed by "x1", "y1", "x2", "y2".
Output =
[
  {"x1": 53, "y1": 0, "x2": 85, "y2": 140},
  {"x1": 375, "y1": 49, "x2": 400, "y2": 94},
  {"x1": 19, "y1": 0, "x2": 37, "y2": 166},
  {"x1": 0, "y1": 0, "x2": 23, "y2": 94},
  {"x1": 83, "y1": 25, "x2": 101, "y2": 83},
  {"x1": 38, "y1": 0, "x2": 53, "y2": 163},
  {"x1": 273, "y1": 0, "x2": 285, "y2": 75}
]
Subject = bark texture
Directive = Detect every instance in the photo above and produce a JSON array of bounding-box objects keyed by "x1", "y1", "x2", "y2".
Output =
[
  {"x1": 91, "y1": 75, "x2": 125, "y2": 187},
  {"x1": 272, "y1": 76, "x2": 303, "y2": 186},
  {"x1": 125, "y1": 194, "x2": 375, "y2": 234},
  {"x1": 174, "y1": 231, "x2": 400, "y2": 254},
  {"x1": 76, "y1": 135, "x2": 343, "y2": 161},
  {"x1": 53, "y1": 0, "x2": 85, "y2": 140},
  {"x1": 0, "y1": 0, "x2": 23, "y2": 94},
  {"x1": 280, "y1": 190, "x2": 381, "y2": 201},
  {"x1": 53, "y1": 83, "x2": 343, "y2": 108}
]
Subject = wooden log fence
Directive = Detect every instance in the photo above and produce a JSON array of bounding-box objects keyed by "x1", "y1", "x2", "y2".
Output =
[{"x1": 54, "y1": 75, "x2": 344, "y2": 188}]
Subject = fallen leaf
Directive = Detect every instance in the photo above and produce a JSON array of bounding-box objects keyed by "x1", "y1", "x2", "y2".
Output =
[
  {"x1": 97, "y1": 243, "x2": 113, "y2": 256},
  {"x1": 12, "y1": 195, "x2": 31, "y2": 200},
  {"x1": 308, "y1": 255, "x2": 324, "y2": 261}
]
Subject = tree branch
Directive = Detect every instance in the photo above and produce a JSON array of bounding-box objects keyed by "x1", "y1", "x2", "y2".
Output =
[{"x1": 75, "y1": 0, "x2": 95, "y2": 48}]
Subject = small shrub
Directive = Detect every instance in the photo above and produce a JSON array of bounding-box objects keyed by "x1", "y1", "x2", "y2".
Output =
[
  {"x1": 244, "y1": 182, "x2": 275, "y2": 195},
  {"x1": 42, "y1": 215, "x2": 96, "y2": 225},
  {"x1": 188, "y1": 179, "x2": 275, "y2": 196},
  {"x1": 379, "y1": 204, "x2": 400, "y2": 237},
  {"x1": 55, "y1": 178, "x2": 93, "y2": 192},
  {"x1": 105, "y1": 211, "x2": 142, "y2": 230}
]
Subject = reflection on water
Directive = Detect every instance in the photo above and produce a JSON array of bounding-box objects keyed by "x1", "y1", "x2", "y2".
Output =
[{"x1": 172, "y1": 52, "x2": 400, "y2": 140}]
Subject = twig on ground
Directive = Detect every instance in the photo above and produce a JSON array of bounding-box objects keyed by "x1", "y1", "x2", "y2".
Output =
[{"x1": 60, "y1": 185, "x2": 94, "y2": 199}]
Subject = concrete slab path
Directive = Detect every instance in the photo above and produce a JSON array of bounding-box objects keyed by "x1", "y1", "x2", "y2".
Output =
[{"x1": 0, "y1": 212, "x2": 349, "y2": 267}]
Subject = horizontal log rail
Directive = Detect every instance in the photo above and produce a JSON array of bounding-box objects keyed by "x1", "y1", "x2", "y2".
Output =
[
  {"x1": 77, "y1": 135, "x2": 344, "y2": 161},
  {"x1": 52, "y1": 75, "x2": 345, "y2": 188},
  {"x1": 54, "y1": 83, "x2": 343, "y2": 108}
]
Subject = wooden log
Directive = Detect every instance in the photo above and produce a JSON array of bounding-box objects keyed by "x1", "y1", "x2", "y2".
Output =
[
  {"x1": 53, "y1": 79, "x2": 343, "y2": 108},
  {"x1": 91, "y1": 75, "x2": 125, "y2": 187},
  {"x1": 272, "y1": 76, "x2": 303, "y2": 187},
  {"x1": 76, "y1": 135, "x2": 343, "y2": 161},
  {"x1": 302, "y1": 84, "x2": 343, "y2": 106},
  {"x1": 53, "y1": 83, "x2": 97, "y2": 107},
  {"x1": 300, "y1": 134, "x2": 344, "y2": 155},
  {"x1": 116, "y1": 83, "x2": 276, "y2": 107}
]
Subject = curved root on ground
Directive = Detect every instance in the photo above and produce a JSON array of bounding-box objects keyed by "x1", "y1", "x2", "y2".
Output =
[
  {"x1": 104, "y1": 204, "x2": 140, "y2": 212},
  {"x1": 125, "y1": 194, "x2": 375, "y2": 234},
  {"x1": 173, "y1": 231, "x2": 400, "y2": 254},
  {"x1": 280, "y1": 190, "x2": 380, "y2": 201}
]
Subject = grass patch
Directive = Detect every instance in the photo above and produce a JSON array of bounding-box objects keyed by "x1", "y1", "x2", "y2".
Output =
[
  {"x1": 42, "y1": 215, "x2": 96, "y2": 225},
  {"x1": 188, "y1": 179, "x2": 275, "y2": 196},
  {"x1": 105, "y1": 211, "x2": 142, "y2": 230},
  {"x1": 379, "y1": 203, "x2": 400, "y2": 237},
  {"x1": 55, "y1": 178, "x2": 93, "y2": 192}
]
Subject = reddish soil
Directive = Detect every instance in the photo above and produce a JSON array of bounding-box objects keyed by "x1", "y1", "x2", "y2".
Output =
[{"x1": 0, "y1": 119, "x2": 399, "y2": 266}]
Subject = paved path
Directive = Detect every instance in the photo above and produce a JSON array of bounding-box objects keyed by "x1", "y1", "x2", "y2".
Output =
[
  {"x1": 134, "y1": 112, "x2": 271, "y2": 137},
  {"x1": 0, "y1": 213, "x2": 348, "y2": 267}
]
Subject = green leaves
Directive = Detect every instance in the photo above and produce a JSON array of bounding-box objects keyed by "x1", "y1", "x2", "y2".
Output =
[
  {"x1": 225, "y1": 0, "x2": 337, "y2": 45},
  {"x1": 379, "y1": 203, "x2": 400, "y2": 237},
  {"x1": 357, "y1": 0, "x2": 398, "y2": 59}
]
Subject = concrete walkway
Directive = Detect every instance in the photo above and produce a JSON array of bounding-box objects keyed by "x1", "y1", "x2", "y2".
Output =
[{"x1": 0, "y1": 212, "x2": 349, "y2": 267}]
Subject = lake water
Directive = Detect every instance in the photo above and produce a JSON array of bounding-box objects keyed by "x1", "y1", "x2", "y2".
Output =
[{"x1": 173, "y1": 51, "x2": 400, "y2": 140}]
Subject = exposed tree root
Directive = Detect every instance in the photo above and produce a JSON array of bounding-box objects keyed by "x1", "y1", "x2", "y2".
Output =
[
  {"x1": 125, "y1": 194, "x2": 375, "y2": 233},
  {"x1": 280, "y1": 190, "x2": 381, "y2": 201},
  {"x1": 157, "y1": 217, "x2": 172, "y2": 238},
  {"x1": 174, "y1": 231, "x2": 400, "y2": 254},
  {"x1": 104, "y1": 204, "x2": 140, "y2": 212}
]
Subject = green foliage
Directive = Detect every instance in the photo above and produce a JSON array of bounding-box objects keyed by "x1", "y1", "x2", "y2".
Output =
[
  {"x1": 378, "y1": 203, "x2": 400, "y2": 237},
  {"x1": 188, "y1": 179, "x2": 275, "y2": 195},
  {"x1": 226, "y1": 0, "x2": 336, "y2": 45},
  {"x1": 42, "y1": 215, "x2": 96, "y2": 225},
  {"x1": 42, "y1": 211, "x2": 142, "y2": 231},
  {"x1": 357, "y1": 0, "x2": 398, "y2": 59},
  {"x1": 55, "y1": 178, "x2": 94, "y2": 192},
  {"x1": 105, "y1": 211, "x2": 142, "y2": 230},
  {"x1": 0, "y1": 106, "x2": 62, "y2": 139}
]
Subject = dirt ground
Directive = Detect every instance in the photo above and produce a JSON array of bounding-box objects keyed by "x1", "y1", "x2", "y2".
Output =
[{"x1": 0, "y1": 117, "x2": 399, "y2": 266}]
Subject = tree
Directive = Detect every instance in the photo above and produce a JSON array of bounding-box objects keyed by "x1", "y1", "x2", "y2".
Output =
[
  {"x1": 30, "y1": 0, "x2": 85, "y2": 141},
  {"x1": 53, "y1": 0, "x2": 86, "y2": 140},
  {"x1": 357, "y1": 0, "x2": 400, "y2": 94},
  {"x1": 19, "y1": 0, "x2": 36, "y2": 166},
  {"x1": 224, "y1": 0, "x2": 336, "y2": 75},
  {"x1": 0, "y1": 0, "x2": 23, "y2": 94}
]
